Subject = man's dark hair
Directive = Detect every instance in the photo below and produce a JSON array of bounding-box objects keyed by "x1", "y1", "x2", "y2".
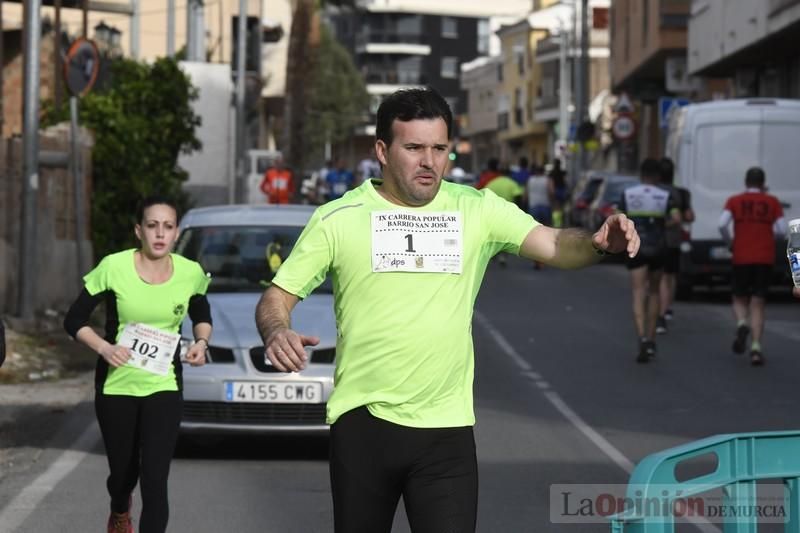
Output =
[
  {"x1": 487, "y1": 157, "x2": 499, "y2": 172},
  {"x1": 659, "y1": 157, "x2": 675, "y2": 184},
  {"x1": 519, "y1": 156, "x2": 529, "y2": 168},
  {"x1": 640, "y1": 158, "x2": 661, "y2": 180},
  {"x1": 376, "y1": 87, "x2": 453, "y2": 146},
  {"x1": 745, "y1": 166, "x2": 765, "y2": 188},
  {"x1": 136, "y1": 194, "x2": 179, "y2": 224}
]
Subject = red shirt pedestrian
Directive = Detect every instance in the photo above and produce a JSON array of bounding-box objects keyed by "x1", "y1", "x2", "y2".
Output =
[
  {"x1": 723, "y1": 190, "x2": 783, "y2": 265},
  {"x1": 260, "y1": 166, "x2": 294, "y2": 204}
]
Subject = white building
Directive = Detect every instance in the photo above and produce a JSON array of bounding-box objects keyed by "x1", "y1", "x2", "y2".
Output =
[{"x1": 689, "y1": 0, "x2": 800, "y2": 97}]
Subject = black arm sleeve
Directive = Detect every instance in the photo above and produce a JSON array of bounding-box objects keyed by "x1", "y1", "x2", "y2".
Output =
[
  {"x1": 63, "y1": 288, "x2": 104, "y2": 339},
  {"x1": 188, "y1": 294, "x2": 212, "y2": 327},
  {"x1": 0, "y1": 319, "x2": 5, "y2": 368}
]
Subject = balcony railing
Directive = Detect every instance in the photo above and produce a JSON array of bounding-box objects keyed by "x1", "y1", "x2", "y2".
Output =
[
  {"x1": 364, "y1": 70, "x2": 428, "y2": 85},
  {"x1": 357, "y1": 31, "x2": 426, "y2": 47}
]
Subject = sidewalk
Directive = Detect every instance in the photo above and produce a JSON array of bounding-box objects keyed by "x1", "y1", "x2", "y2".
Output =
[{"x1": 0, "y1": 316, "x2": 95, "y2": 483}]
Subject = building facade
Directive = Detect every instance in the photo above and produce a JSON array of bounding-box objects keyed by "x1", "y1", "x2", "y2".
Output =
[
  {"x1": 532, "y1": 0, "x2": 610, "y2": 163},
  {"x1": 609, "y1": 0, "x2": 690, "y2": 163},
  {"x1": 460, "y1": 56, "x2": 503, "y2": 172},
  {"x1": 327, "y1": 1, "x2": 538, "y2": 166},
  {"x1": 688, "y1": 0, "x2": 800, "y2": 98}
]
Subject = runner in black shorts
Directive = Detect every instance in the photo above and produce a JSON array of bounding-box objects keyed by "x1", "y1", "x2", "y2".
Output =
[
  {"x1": 657, "y1": 158, "x2": 694, "y2": 333},
  {"x1": 719, "y1": 167, "x2": 786, "y2": 365},
  {"x1": 620, "y1": 158, "x2": 681, "y2": 363}
]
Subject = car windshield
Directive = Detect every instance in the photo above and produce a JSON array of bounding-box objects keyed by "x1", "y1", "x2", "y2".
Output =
[
  {"x1": 175, "y1": 225, "x2": 332, "y2": 294},
  {"x1": 603, "y1": 179, "x2": 637, "y2": 203},
  {"x1": 580, "y1": 179, "x2": 603, "y2": 200}
]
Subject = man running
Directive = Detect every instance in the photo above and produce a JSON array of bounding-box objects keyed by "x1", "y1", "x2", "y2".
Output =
[
  {"x1": 255, "y1": 87, "x2": 639, "y2": 533},
  {"x1": 260, "y1": 156, "x2": 294, "y2": 204},
  {"x1": 719, "y1": 167, "x2": 786, "y2": 366},
  {"x1": 619, "y1": 158, "x2": 681, "y2": 363},
  {"x1": 657, "y1": 157, "x2": 694, "y2": 333}
]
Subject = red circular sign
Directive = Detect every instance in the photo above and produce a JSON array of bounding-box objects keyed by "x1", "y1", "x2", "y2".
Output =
[
  {"x1": 63, "y1": 38, "x2": 100, "y2": 97},
  {"x1": 612, "y1": 115, "x2": 636, "y2": 141}
]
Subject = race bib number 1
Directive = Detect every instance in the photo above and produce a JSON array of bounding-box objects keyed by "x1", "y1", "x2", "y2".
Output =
[
  {"x1": 371, "y1": 211, "x2": 463, "y2": 274},
  {"x1": 118, "y1": 323, "x2": 181, "y2": 376}
]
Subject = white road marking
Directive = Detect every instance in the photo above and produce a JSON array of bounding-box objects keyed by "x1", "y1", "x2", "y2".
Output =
[
  {"x1": 0, "y1": 422, "x2": 98, "y2": 533},
  {"x1": 473, "y1": 309, "x2": 721, "y2": 533}
]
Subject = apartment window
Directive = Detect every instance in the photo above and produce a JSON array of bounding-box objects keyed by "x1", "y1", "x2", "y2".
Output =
[
  {"x1": 442, "y1": 17, "x2": 458, "y2": 38},
  {"x1": 477, "y1": 19, "x2": 490, "y2": 55},
  {"x1": 514, "y1": 42, "x2": 526, "y2": 76},
  {"x1": 397, "y1": 56, "x2": 422, "y2": 84},
  {"x1": 514, "y1": 88, "x2": 523, "y2": 126},
  {"x1": 497, "y1": 62, "x2": 504, "y2": 82},
  {"x1": 441, "y1": 57, "x2": 458, "y2": 79},
  {"x1": 396, "y1": 14, "x2": 422, "y2": 38}
]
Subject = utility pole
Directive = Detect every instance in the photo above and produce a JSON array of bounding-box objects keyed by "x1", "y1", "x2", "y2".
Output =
[
  {"x1": 167, "y1": 0, "x2": 175, "y2": 57},
  {"x1": 130, "y1": 0, "x2": 140, "y2": 59},
  {"x1": 558, "y1": 22, "x2": 570, "y2": 151},
  {"x1": 235, "y1": 0, "x2": 247, "y2": 203},
  {"x1": 578, "y1": 0, "x2": 590, "y2": 172},
  {"x1": 19, "y1": 0, "x2": 42, "y2": 320},
  {"x1": 186, "y1": 0, "x2": 205, "y2": 61}
]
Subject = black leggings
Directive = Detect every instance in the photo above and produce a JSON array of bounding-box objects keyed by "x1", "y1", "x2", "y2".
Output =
[
  {"x1": 330, "y1": 406, "x2": 478, "y2": 533},
  {"x1": 95, "y1": 390, "x2": 182, "y2": 533}
]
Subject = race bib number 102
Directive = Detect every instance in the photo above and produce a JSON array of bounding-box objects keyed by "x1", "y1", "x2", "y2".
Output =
[
  {"x1": 371, "y1": 211, "x2": 463, "y2": 274},
  {"x1": 118, "y1": 323, "x2": 181, "y2": 376}
]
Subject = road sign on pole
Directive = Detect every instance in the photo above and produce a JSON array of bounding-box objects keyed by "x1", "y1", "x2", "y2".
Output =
[
  {"x1": 612, "y1": 114, "x2": 636, "y2": 141},
  {"x1": 658, "y1": 97, "x2": 690, "y2": 129},
  {"x1": 615, "y1": 92, "x2": 634, "y2": 114}
]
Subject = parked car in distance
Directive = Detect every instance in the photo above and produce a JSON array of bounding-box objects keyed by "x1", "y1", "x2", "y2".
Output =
[
  {"x1": 566, "y1": 171, "x2": 606, "y2": 228},
  {"x1": 175, "y1": 204, "x2": 335, "y2": 436},
  {"x1": 587, "y1": 174, "x2": 639, "y2": 230}
]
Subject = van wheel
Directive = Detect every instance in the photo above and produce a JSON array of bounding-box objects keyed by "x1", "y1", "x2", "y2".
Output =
[{"x1": 675, "y1": 278, "x2": 693, "y2": 301}]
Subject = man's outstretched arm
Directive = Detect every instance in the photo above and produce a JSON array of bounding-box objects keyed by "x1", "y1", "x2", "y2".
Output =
[
  {"x1": 519, "y1": 214, "x2": 640, "y2": 269},
  {"x1": 255, "y1": 285, "x2": 318, "y2": 372}
]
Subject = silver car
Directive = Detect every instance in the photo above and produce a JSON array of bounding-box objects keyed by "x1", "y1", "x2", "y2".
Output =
[{"x1": 175, "y1": 204, "x2": 335, "y2": 434}]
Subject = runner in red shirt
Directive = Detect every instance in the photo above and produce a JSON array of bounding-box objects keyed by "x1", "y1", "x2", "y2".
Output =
[
  {"x1": 718, "y1": 167, "x2": 787, "y2": 366},
  {"x1": 260, "y1": 157, "x2": 295, "y2": 204}
]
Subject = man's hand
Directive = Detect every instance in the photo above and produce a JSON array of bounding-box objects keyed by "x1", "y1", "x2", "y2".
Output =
[
  {"x1": 793, "y1": 287, "x2": 800, "y2": 299},
  {"x1": 593, "y1": 213, "x2": 640, "y2": 258},
  {"x1": 265, "y1": 328, "x2": 320, "y2": 372}
]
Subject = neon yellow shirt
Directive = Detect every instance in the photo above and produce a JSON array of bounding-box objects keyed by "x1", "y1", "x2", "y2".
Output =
[
  {"x1": 485, "y1": 175, "x2": 524, "y2": 202},
  {"x1": 273, "y1": 179, "x2": 538, "y2": 427},
  {"x1": 83, "y1": 249, "x2": 210, "y2": 396}
]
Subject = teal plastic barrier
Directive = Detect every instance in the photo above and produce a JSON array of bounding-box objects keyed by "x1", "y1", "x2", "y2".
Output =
[{"x1": 610, "y1": 430, "x2": 800, "y2": 533}]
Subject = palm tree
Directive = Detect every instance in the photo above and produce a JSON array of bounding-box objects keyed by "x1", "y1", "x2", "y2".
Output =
[{"x1": 283, "y1": 0, "x2": 356, "y2": 187}]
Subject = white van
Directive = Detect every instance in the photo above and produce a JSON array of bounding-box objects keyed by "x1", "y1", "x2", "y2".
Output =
[{"x1": 665, "y1": 99, "x2": 800, "y2": 297}]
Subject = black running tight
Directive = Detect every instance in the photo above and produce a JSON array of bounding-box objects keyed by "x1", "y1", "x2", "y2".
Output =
[{"x1": 95, "y1": 390, "x2": 182, "y2": 533}]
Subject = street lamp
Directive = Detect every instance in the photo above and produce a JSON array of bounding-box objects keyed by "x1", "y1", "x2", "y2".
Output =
[
  {"x1": 93, "y1": 20, "x2": 112, "y2": 45},
  {"x1": 109, "y1": 26, "x2": 122, "y2": 49}
]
